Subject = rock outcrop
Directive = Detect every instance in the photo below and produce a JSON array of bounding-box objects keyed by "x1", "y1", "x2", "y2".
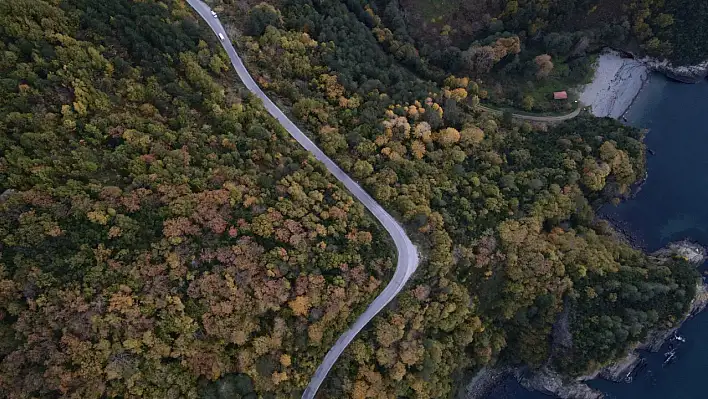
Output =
[
  {"x1": 517, "y1": 367, "x2": 603, "y2": 399},
  {"x1": 459, "y1": 367, "x2": 511, "y2": 399},
  {"x1": 0, "y1": 189, "x2": 15, "y2": 203},
  {"x1": 551, "y1": 301, "x2": 573, "y2": 352},
  {"x1": 651, "y1": 239, "x2": 707, "y2": 264},
  {"x1": 610, "y1": 47, "x2": 708, "y2": 83},
  {"x1": 597, "y1": 351, "x2": 641, "y2": 382},
  {"x1": 645, "y1": 59, "x2": 708, "y2": 83},
  {"x1": 690, "y1": 281, "x2": 708, "y2": 314}
]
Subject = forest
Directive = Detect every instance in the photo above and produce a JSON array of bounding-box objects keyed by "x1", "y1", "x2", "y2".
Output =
[
  {"x1": 342, "y1": 0, "x2": 708, "y2": 111},
  {"x1": 0, "y1": 0, "x2": 700, "y2": 398},
  {"x1": 211, "y1": 0, "x2": 698, "y2": 397},
  {"x1": 0, "y1": 0, "x2": 394, "y2": 397}
]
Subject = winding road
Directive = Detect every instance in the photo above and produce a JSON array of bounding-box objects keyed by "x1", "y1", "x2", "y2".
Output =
[
  {"x1": 184, "y1": 1, "x2": 419, "y2": 398},
  {"x1": 478, "y1": 104, "x2": 582, "y2": 122}
]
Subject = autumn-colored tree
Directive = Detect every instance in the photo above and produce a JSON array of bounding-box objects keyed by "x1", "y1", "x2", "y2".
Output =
[
  {"x1": 435, "y1": 127, "x2": 461, "y2": 146},
  {"x1": 492, "y1": 36, "x2": 522, "y2": 60},
  {"x1": 3, "y1": 1, "x2": 690, "y2": 398},
  {"x1": 534, "y1": 54, "x2": 554, "y2": 79},
  {"x1": 0, "y1": 2, "x2": 395, "y2": 398},
  {"x1": 460, "y1": 126, "x2": 485, "y2": 146}
]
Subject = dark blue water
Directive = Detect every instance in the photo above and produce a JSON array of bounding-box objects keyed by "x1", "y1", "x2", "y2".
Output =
[
  {"x1": 603, "y1": 76, "x2": 708, "y2": 250},
  {"x1": 487, "y1": 75, "x2": 708, "y2": 399}
]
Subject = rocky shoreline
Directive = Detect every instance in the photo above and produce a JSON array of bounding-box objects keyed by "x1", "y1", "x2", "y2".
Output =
[
  {"x1": 611, "y1": 47, "x2": 708, "y2": 84},
  {"x1": 518, "y1": 367, "x2": 602, "y2": 399},
  {"x1": 645, "y1": 58, "x2": 708, "y2": 84},
  {"x1": 461, "y1": 46, "x2": 708, "y2": 399},
  {"x1": 458, "y1": 367, "x2": 512, "y2": 399},
  {"x1": 581, "y1": 274, "x2": 708, "y2": 387},
  {"x1": 463, "y1": 240, "x2": 707, "y2": 399},
  {"x1": 597, "y1": 212, "x2": 647, "y2": 250}
]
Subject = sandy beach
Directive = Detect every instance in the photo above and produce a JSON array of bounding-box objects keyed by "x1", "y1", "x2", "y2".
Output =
[{"x1": 578, "y1": 50, "x2": 649, "y2": 119}]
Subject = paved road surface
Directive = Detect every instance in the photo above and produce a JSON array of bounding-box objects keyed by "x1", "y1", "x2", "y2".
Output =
[
  {"x1": 184, "y1": 1, "x2": 420, "y2": 398},
  {"x1": 478, "y1": 104, "x2": 581, "y2": 122}
]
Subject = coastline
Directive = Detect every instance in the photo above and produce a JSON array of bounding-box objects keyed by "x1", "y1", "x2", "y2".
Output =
[
  {"x1": 577, "y1": 49, "x2": 650, "y2": 119},
  {"x1": 466, "y1": 58, "x2": 706, "y2": 399},
  {"x1": 466, "y1": 241, "x2": 707, "y2": 399},
  {"x1": 458, "y1": 367, "x2": 512, "y2": 399}
]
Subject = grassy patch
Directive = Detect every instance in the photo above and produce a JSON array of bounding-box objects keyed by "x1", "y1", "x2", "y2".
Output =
[{"x1": 482, "y1": 52, "x2": 596, "y2": 113}]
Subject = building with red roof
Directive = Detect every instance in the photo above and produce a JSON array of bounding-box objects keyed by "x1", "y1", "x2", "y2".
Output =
[{"x1": 553, "y1": 91, "x2": 568, "y2": 100}]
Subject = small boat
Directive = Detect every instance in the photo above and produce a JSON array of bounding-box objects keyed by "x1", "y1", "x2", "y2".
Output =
[
  {"x1": 647, "y1": 148, "x2": 656, "y2": 155},
  {"x1": 663, "y1": 349, "x2": 677, "y2": 366}
]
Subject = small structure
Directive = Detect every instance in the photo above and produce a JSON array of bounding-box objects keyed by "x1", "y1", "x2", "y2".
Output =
[{"x1": 553, "y1": 91, "x2": 568, "y2": 100}]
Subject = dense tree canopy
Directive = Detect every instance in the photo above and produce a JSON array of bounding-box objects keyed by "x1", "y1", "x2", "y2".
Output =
[
  {"x1": 0, "y1": 0, "x2": 393, "y2": 397},
  {"x1": 352, "y1": 0, "x2": 708, "y2": 111},
  {"x1": 0, "y1": 0, "x2": 700, "y2": 398},
  {"x1": 207, "y1": 0, "x2": 698, "y2": 397}
]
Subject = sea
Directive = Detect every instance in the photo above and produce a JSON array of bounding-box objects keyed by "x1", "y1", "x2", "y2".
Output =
[{"x1": 486, "y1": 74, "x2": 708, "y2": 399}]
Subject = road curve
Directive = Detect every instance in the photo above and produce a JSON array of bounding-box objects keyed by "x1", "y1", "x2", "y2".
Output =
[
  {"x1": 478, "y1": 104, "x2": 581, "y2": 122},
  {"x1": 184, "y1": 1, "x2": 419, "y2": 398}
]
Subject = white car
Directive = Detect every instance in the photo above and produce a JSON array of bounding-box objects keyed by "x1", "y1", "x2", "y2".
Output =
[
  {"x1": 218, "y1": 33, "x2": 225, "y2": 41},
  {"x1": 211, "y1": 10, "x2": 218, "y2": 18}
]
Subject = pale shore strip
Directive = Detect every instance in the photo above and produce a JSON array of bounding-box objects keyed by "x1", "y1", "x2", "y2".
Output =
[{"x1": 578, "y1": 49, "x2": 649, "y2": 119}]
